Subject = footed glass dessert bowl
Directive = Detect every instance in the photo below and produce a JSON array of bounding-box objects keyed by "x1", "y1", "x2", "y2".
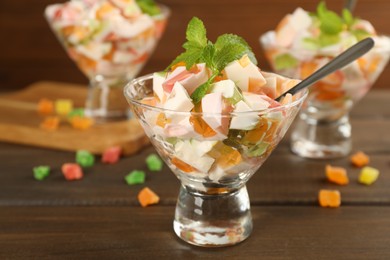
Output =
[
  {"x1": 260, "y1": 4, "x2": 390, "y2": 158},
  {"x1": 124, "y1": 74, "x2": 307, "y2": 246},
  {"x1": 45, "y1": 0, "x2": 170, "y2": 121}
]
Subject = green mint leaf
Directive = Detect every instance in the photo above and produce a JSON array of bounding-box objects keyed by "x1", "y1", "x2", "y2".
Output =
[
  {"x1": 215, "y1": 34, "x2": 257, "y2": 65},
  {"x1": 186, "y1": 17, "x2": 207, "y2": 48},
  {"x1": 165, "y1": 48, "x2": 202, "y2": 71},
  {"x1": 190, "y1": 80, "x2": 212, "y2": 104},
  {"x1": 317, "y1": 1, "x2": 328, "y2": 17},
  {"x1": 273, "y1": 53, "x2": 299, "y2": 70},
  {"x1": 342, "y1": 9, "x2": 355, "y2": 27},
  {"x1": 318, "y1": 33, "x2": 340, "y2": 47},
  {"x1": 316, "y1": 1, "x2": 343, "y2": 35},
  {"x1": 214, "y1": 43, "x2": 247, "y2": 72},
  {"x1": 201, "y1": 42, "x2": 216, "y2": 70},
  {"x1": 136, "y1": 0, "x2": 161, "y2": 16},
  {"x1": 302, "y1": 37, "x2": 320, "y2": 50}
]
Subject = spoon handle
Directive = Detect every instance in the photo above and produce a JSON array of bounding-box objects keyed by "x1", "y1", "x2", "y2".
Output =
[
  {"x1": 344, "y1": 0, "x2": 357, "y2": 13},
  {"x1": 275, "y1": 37, "x2": 374, "y2": 102}
]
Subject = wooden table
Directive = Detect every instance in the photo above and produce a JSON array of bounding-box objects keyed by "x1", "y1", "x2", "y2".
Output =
[{"x1": 1, "y1": 91, "x2": 390, "y2": 259}]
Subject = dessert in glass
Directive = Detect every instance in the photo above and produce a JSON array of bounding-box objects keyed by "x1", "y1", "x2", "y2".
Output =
[
  {"x1": 45, "y1": 0, "x2": 170, "y2": 121},
  {"x1": 260, "y1": 2, "x2": 390, "y2": 158},
  {"x1": 125, "y1": 17, "x2": 307, "y2": 247}
]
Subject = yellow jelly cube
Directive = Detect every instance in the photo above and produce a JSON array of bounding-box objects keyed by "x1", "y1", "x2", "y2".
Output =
[
  {"x1": 359, "y1": 166, "x2": 379, "y2": 185},
  {"x1": 55, "y1": 99, "x2": 73, "y2": 116}
]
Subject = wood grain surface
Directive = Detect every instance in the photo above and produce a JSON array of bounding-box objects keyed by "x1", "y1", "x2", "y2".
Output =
[
  {"x1": 1, "y1": 0, "x2": 390, "y2": 92},
  {"x1": 0, "y1": 91, "x2": 389, "y2": 258},
  {"x1": 0, "y1": 81, "x2": 149, "y2": 155},
  {"x1": 2, "y1": 206, "x2": 390, "y2": 259}
]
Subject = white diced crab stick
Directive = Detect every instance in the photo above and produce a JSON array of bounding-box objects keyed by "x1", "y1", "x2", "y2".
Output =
[
  {"x1": 153, "y1": 72, "x2": 166, "y2": 102},
  {"x1": 76, "y1": 42, "x2": 112, "y2": 60},
  {"x1": 243, "y1": 92, "x2": 270, "y2": 111},
  {"x1": 163, "y1": 64, "x2": 208, "y2": 95},
  {"x1": 180, "y1": 63, "x2": 209, "y2": 95},
  {"x1": 111, "y1": 14, "x2": 153, "y2": 38},
  {"x1": 224, "y1": 56, "x2": 266, "y2": 92},
  {"x1": 208, "y1": 166, "x2": 225, "y2": 182},
  {"x1": 275, "y1": 15, "x2": 295, "y2": 47},
  {"x1": 290, "y1": 8, "x2": 312, "y2": 31},
  {"x1": 174, "y1": 140, "x2": 215, "y2": 173},
  {"x1": 276, "y1": 8, "x2": 311, "y2": 48},
  {"x1": 113, "y1": 50, "x2": 134, "y2": 64},
  {"x1": 190, "y1": 139, "x2": 218, "y2": 157},
  {"x1": 164, "y1": 82, "x2": 194, "y2": 112},
  {"x1": 164, "y1": 117, "x2": 200, "y2": 138},
  {"x1": 230, "y1": 100, "x2": 259, "y2": 130},
  {"x1": 210, "y1": 80, "x2": 236, "y2": 98},
  {"x1": 201, "y1": 92, "x2": 223, "y2": 130}
]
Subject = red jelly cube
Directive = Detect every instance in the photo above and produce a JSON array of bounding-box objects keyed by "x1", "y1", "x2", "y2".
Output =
[
  {"x1": 62, "y1": 163, "x2": 83, "y2": 181},
  {"x1": 102, "y1": 146, "x2": 122, "y2": 164}
]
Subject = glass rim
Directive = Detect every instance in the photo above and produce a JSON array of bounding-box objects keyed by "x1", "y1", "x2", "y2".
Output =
[
  {"x1": 124, "y1": 73, "x2": 308, "y2": 117},
  {"x1": 44, "y1": 2, "x2": 171, "y2": 21}
]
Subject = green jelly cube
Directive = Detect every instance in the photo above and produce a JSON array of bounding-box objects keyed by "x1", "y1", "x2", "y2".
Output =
[
  {"x1": 146, "y1": 154, "x2": 163, "y2": 171},
  {"x1": 68, "y1": 108, "x2": 85, "y2": 118},
  {"x1": 247, "y1": 142, "x2": 269, "y2": 157},
  {"x1": 76, "y1": 150, "x2": 95, "y2": 168},
  {"x1": 125, "y1": 170, "x2": 145, "y2": 185},
  {"x1": 33, "y1": 166, "x2": 50, "y2": 181},
  {"x1": 359, "y1": 166, "x2": 379, "y2": 185}
]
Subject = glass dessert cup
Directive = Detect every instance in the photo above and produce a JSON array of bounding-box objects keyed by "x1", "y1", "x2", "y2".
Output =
[
  {"x1": 124, "y1": 74, "x2": 307, "y2": 247},
  {"x1": 261, "y1": 32, "x2": 390, "y2": 158},
  {"x1": 45, "y1": 3, "x2": 170, "y2": 122}
]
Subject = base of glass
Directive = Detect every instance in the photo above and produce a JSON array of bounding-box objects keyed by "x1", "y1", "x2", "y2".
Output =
[
  {"x1": 85, "y1": 76, "x2": 130, "y2": 122},
  {"x1": 290, "y1": 114, "x2": 352, "y2": 159},
  {"x1": 173, "y1": 185, "x2": 252, "y2": 247}
]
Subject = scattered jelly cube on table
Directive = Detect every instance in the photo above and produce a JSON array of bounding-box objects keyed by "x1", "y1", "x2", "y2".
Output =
[
  {"x1": 318, "y1": 189, "x2": 341, "y2": 208},
  {"x1": 70, "y1": 116, "x2": 94, "y2": 130},
  {"x1": 359, "y1": 166, "x2": 379, "y2": 185},
  {"x1": 37, "y1": 98, "x2": 54, "y2": 115},
  {"x1": 146, "y1": 154, "x2": 163, "y2": 171},
  {"x1": 102, "y1": 146, "x2": 122, "y2": 164},
  {"x1": 76, "y1": 150, "x2": 95, "y2": 168},
  {"x1": 124, "y1": 170, "x2": 146, "y2": 185},
  {"x1": 62, "y1": 163, "x2": 83, "y2": 181},
  {"x1": 55, "y1": 99, "x2": 73, "y2": 116},
  {"x1": 350, "y1": 151, "x2": 370, "y2": 168},
  {"x1": 138, "y1": 187, "x2": 160, "y2": 207},
  {"x1": 325, "y1": 164, "x2": 349, "y2": 185},
  {"x1": 33, "y1": 166, "x2": 50, "y2": 181},
  {"x1": 67, "y1": 108, "x2": 85, "y2": 118},
  {"x1": 40, "y1": 116, "x2": 60, "y2": 131}
]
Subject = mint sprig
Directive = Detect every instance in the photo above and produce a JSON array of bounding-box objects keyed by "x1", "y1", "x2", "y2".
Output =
[
  {"x1": 309, "y1": 1, "x2": 366, "y2": 48},
  {"x1": 166, "y1": 17, "x2": 257, "y2": 103},
  {"x1": 136, "y1": 0, "x2": 161, "y2": 16}
]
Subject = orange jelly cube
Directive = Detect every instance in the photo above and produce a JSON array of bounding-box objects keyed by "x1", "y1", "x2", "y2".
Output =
[
  {"x1": 37, "y1": 98, "x2": 54, "y2": 115},
  {"x1": 350, "y1": 151, "x2": 370, "y2": 168},
  {"x1": 190, "y1": 115, "x2": 217, "y2": 138},
  {"x1": 138, "y1": 187, "x2": 160, "y2": 207},
  {"x1": 208, "y1": 142, "x2": 242, "y2": 169},
  {"x1": 242, "y1": 118, "x2": 269, "y2": 144},
  {"x1": 325, "y1": 165, "x2": 349, "y2": 185},
  {"x1": 318, "y1": 189, "x2": 341, "y2": 208},
  {"x1": 40, "y1": 116, "x2": 60, "y2": 131},
  {"x1": 70, "y1": 116, "x2": 94, "y2": 130},
  {"x1": 171, "y1": 157, "x2": 195, "y2": 173},
  {"x1": 156, "y1": 113, "x2": 171, "y2": 128}
]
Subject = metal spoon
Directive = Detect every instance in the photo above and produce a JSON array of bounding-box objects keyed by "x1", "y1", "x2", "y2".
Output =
[
  {"x1": 275, "y1": 37, "x2": 374, "y2": 102},
  {"x1": 344, "y1": 0, "x2": 357, "y2": 13}
]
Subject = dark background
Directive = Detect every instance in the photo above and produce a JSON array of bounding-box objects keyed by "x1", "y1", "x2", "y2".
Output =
[{"x1": 1, "y1": 0, "x2": 389, "y2": 92}]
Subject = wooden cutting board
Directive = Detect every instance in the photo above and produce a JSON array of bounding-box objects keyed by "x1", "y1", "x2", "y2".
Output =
[{"x1": 0, "y1": 81, "x2": 149, "y2": 155}]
